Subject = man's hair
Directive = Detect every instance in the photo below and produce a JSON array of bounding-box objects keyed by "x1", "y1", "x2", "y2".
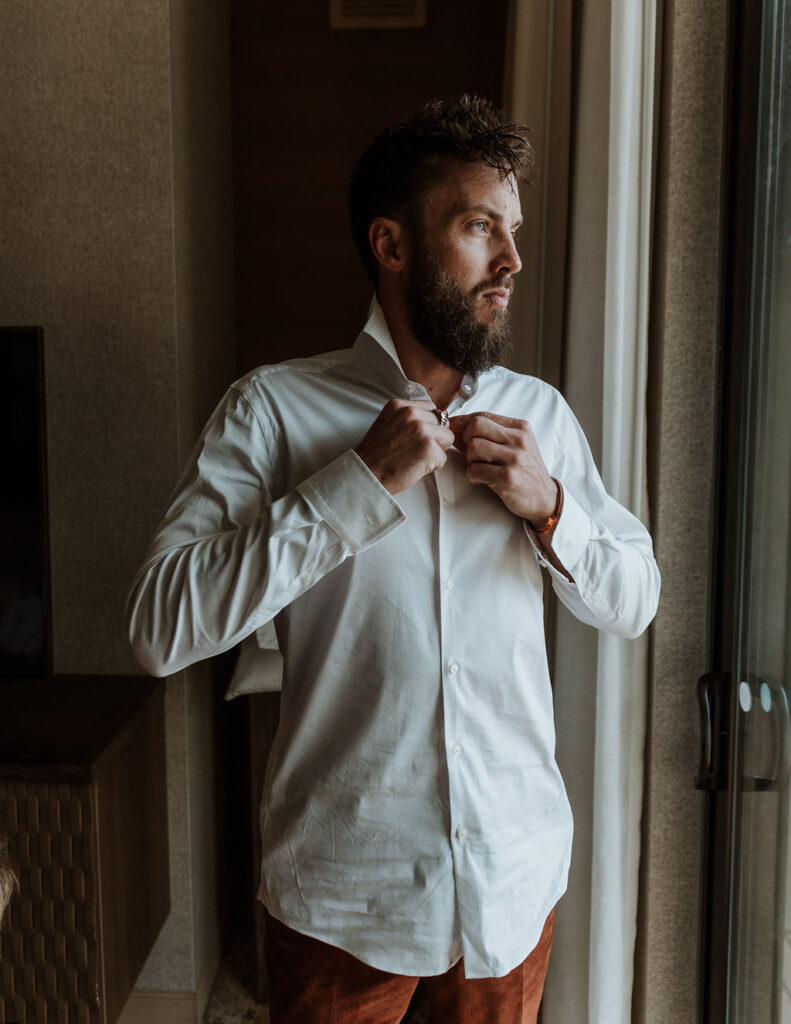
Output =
[{"x1": 349, "y1": 95, "x2": 533, "y2": 286}]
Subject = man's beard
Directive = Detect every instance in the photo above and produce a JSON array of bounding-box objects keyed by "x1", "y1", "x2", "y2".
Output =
[{"x1": 404, "y1": 246, "x2": 514, "y2": 376}]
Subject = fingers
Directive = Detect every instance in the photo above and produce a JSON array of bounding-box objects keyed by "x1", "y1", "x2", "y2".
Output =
[
  {"x1": 465, "y1": 435, "x2": 516, "y2": 465},
  {"x1": 465, "y1": 460, "x2": 533, "y2": 503},
  {"x1": 450, "y1": 411, "x2": 530, "y2": 433},
  {"x1": 466, "y1": 459, "x2": 509, "y2": 487},
  {"x1": 388, "y1": 400, "x2": 455, "y2": 448},
  {"x1": 355, "y1": 399, "x2": 455, "y2": 495},
  {"x1": 449, "y1": 411, "x2": 530, "y2": 456}
]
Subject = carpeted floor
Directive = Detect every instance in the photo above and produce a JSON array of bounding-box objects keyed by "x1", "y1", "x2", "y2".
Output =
[{"x1": 203, "y1": 909, "x2": 268, "y2": 1023}]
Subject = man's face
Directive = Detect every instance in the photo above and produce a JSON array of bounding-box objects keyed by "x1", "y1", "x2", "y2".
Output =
[{"x1": 403, "y1": 162, "x2": 523, "y2": 376}]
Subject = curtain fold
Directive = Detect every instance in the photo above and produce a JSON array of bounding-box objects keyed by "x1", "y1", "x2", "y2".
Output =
[{"x1": 507, "y1": 2, "x2": 657, "y2": 1021}]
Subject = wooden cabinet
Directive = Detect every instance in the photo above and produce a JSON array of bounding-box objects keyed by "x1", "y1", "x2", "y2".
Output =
[{"x1": 0, "y1": 678, "x2": 169, "y2": 1024}]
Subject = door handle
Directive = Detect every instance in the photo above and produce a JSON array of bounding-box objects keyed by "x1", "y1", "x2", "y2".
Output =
[{"x1": 696, "y1": 671, "x2": 729, "y2": 791}]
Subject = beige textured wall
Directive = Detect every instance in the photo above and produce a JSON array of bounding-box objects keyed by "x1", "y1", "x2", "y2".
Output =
[
  {"x1": 1, "y1": 0, "x2": 178, "y2": 675},
  {"x1": 635, "y1": 2, "x2": 729, "y2": 1022},
  {"x1": 170, "y1": 0, "x2": 235, "y2": 449},
  {"x1": 1, "y1": 0, "x2": 234, "y2": 1010}
]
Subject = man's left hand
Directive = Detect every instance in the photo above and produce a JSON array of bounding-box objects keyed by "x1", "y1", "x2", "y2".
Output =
[{"x1": 449, "y1": 412, "x2": 557, "y2": 524}]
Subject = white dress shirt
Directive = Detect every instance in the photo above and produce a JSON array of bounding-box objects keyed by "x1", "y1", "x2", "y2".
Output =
[{"x1": 127, "y1": 298, "x2": 660, "y2": 979}]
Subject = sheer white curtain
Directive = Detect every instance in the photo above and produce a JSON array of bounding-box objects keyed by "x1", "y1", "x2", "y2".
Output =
[{"x1": 507, "y1": 2, "x2": 657, "y2": 1022}]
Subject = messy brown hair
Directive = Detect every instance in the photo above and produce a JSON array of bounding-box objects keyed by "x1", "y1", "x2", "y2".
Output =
[{"x1": 349, "y1": 95, "x2": 533, "y2": 286}]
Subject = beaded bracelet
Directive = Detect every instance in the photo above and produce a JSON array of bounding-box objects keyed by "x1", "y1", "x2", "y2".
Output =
[{"x1": 529, "y1": 479, "x2": 564, "y2": 534}]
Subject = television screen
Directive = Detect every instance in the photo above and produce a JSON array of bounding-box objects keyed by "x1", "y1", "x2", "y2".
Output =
[{"x1": 0, "y1": 327, "x2": 50, "y2": 680}]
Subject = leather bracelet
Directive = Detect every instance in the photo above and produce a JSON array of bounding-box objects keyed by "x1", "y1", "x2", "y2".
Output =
[{"x1": 528, "y1": 479, "x2": 563, "y2": 534}]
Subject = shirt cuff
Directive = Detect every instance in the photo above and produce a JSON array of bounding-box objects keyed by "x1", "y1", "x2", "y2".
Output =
[
  {"x1": 297, "y1": 449, "x2": 406, "y2": 552},
  {"x1": 524, "y1": 485, "x2": 592, "y2": 576},
  {"x1": 549, "y1": 487, "x2": 593, "y2": 570}
]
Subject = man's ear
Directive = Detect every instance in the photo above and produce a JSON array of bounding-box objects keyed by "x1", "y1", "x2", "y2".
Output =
[{"x1": 368, "y1": 218, "x2": 406, "y2": 273}]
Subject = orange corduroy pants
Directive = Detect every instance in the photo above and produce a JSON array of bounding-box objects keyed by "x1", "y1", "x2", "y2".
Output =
[{"x1": 264, "y1": 907, "x2": 555, "y2": 1024}]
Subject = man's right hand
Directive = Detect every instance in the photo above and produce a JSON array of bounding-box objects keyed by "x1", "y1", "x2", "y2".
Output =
[{"x1": 355, "y1": 399, "x2": 455, "y2": 496}]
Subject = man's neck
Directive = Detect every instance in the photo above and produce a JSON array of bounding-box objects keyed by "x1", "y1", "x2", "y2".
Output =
[{"x1": 378, "y1": 286, "x2": 463, "y2": 410}]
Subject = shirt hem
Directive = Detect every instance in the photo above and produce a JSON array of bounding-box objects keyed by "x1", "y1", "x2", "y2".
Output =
[{"x1": 259, "y1": 898, "x2": 464, "y2": 978}]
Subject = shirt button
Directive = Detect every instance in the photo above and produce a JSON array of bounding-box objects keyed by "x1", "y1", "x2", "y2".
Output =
[
  {"x1": 445, "y1": 578, "x2": 454, "y2": 590},
  {"x1": 448, "y1": 663, "x2": 459, "y2": 675},
  {"x1": 452, "y1": 744, "x2": 462, "y2": 756},
  {"x1": 455, "y1": 826, "x2": 468, "y2": 840},
  {"x1": 442, "y1": 496, "x2": 450, "y2": 509},
  {"x1": 300, "y1": 573, "x2": 314, "y2": 585},
  {"x1": 404, "y1": 382, "x2": 419, "y2": 394}
]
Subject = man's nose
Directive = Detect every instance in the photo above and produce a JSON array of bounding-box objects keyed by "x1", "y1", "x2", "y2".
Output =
[{"x1": 492, "y1": 232, "x2": 522, "y2": 276}]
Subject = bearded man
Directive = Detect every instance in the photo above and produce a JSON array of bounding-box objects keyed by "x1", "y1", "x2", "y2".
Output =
[{"x1": 127, "y1": 96, "x2": 660, "y2": 1024}]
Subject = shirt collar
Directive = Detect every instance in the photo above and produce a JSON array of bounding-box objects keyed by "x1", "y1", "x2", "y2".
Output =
[{"x1": 353, "y1": 294, "x2": 479, "y2": 403}]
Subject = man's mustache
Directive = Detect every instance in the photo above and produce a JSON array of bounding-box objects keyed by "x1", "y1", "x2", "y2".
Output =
[{"x1": 472, "y1": 275, "x2": 514, "y2": 296}]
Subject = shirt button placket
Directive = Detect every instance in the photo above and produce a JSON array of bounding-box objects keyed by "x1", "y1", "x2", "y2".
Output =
[{"x1": 437, "y1": 468, "x2": 467, "y2": 873}]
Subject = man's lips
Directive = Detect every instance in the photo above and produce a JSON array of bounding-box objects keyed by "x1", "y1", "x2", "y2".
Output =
[{"x1": 480, "y1": 288, "x2": 511, "y2": 307}]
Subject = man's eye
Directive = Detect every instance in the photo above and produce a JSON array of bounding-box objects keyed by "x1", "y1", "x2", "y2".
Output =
[{"x1": 471, "y1": 221, "x2": 488, "y2": 233}]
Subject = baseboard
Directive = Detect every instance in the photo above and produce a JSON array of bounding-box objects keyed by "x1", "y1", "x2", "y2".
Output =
[
  {"x1": 116, "y1": 989, "x2": 199, "y2": 1024},
  {"x1": 116, "y1": 934, "x2": 221, "y2": 1024}
]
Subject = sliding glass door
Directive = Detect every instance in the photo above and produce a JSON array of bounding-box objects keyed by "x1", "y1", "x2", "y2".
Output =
[{"x1": 700, "y1": 1, "x2": 791, "y2": 1020}]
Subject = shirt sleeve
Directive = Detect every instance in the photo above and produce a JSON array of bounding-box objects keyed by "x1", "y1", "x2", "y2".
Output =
[
  {"x1": 126, "y1": 385, "x2": 405, "y2": 677},
  {"x1": 524, "y1": 394, "x2": 660, "y2": 639}
]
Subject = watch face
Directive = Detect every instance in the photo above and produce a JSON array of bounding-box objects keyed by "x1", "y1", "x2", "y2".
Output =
[{"x1": 0, "y1": 327, "x2": 50, "y2": 681}]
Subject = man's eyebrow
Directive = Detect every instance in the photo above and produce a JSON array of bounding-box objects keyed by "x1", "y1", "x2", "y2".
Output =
[{"x1": 451, "y1": 202, "x2": 523, "y2": 227}]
